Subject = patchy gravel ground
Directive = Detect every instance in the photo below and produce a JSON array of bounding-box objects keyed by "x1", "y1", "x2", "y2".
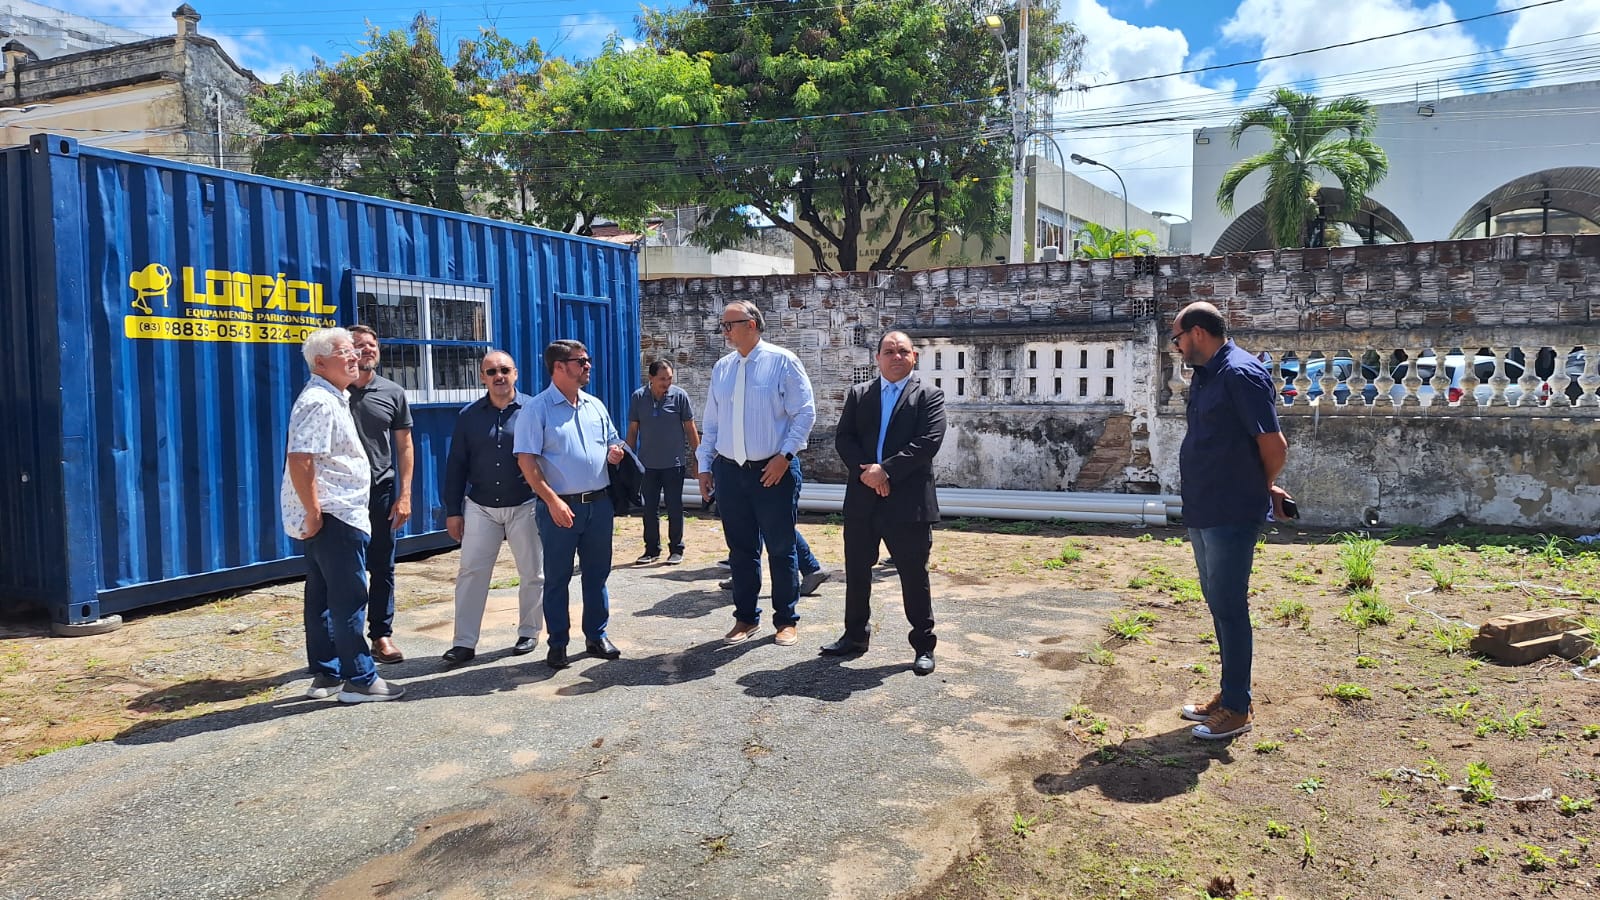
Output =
[{"x1": 2, "y1": 514, "x2": 1597, "y2": 898}]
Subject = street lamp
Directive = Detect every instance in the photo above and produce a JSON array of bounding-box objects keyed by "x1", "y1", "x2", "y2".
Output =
[
  {"x1": 1150, "y1": 210, "x2": 1189, "y2": 254},
  {"x1": 985, "y1": 6, "x2": 1028, "y2": 265},
  {"x1": 1070, "y1": 153, "x2": 1128, "y2": 247}
]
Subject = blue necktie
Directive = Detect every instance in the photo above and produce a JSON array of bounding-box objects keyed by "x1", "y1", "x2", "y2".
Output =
[{"x1": 876, "y1": 382, "x2": 901, "y2": 462}]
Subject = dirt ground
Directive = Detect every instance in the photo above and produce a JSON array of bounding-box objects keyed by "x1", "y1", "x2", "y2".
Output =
[{"x1": 3, "y1": 513, "x2": 1598, "y2": 898}]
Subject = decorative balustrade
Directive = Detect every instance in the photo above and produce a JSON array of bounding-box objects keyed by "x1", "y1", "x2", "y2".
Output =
[{"x1": 1167, "y1": 343, "x2": 1600, "y2": 414}]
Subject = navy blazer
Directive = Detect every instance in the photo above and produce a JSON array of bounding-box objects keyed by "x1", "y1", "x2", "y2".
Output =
[{"x1": 834, "y1": 375, "x2": 946, "y2": 523}]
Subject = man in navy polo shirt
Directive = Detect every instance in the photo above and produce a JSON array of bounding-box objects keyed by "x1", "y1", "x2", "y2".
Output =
[{"x1": 1170, "y1": 302, "x2": 1293, "y2": 740}]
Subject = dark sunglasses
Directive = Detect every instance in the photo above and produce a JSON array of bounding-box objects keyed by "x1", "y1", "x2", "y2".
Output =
[
  {"x1": 563, "y1": 357, "x2": 593, "y2": 367},
  {"x1": 483, "y1": 366, "x2": 514, "y2": 376}
]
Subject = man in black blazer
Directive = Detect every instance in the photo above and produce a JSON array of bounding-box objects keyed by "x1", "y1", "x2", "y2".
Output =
[{"x1": 822, "y1": 331, "x2": 947, "y2": 674}]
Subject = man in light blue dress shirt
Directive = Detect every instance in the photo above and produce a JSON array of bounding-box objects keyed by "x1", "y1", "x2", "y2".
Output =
[
  {"x1": 696, "y1": 302, "x2": 817, "y2": 647},
  {"x1": 515, "y1": 339, "x2": 627, "y2": 670}
]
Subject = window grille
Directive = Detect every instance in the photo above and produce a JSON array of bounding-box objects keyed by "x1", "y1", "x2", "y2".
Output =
[{"x1": 355, "y1": 274, "x2": 491, "y2": 404}]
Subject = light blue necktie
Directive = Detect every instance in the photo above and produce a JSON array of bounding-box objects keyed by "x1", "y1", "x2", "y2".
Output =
[{"x1": 876, "y1": 382, "x2": 901, "y2": 462}]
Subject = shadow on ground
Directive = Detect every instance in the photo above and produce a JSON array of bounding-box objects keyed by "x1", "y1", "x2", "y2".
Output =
[{"x1": 1030, "y1": 725, "x2": 1236, "y2": 803}]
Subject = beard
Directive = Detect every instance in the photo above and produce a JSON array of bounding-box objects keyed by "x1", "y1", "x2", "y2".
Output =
[{"x1": 358, "y1": 361, "x2": 378, "y2": 372}]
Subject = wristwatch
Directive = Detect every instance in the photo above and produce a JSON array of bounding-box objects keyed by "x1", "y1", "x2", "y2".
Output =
[{"x1": 783, "y1": 452, "x2": 795, "y2": 460}]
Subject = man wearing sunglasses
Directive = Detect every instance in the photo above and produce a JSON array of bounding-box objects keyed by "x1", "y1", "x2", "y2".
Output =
[
  {"x1": 438, "y1": 350, "x2": 545, "y2": 666},
  {"x1": 515, "y1": 340, "x2": 628, "y2": 670},
  {"x1": 1170, "y1": 301, "x2": 1293, "y2": 740},
  {"x1": 696, "y1": 302, "x2": 817, "y2": 647}
]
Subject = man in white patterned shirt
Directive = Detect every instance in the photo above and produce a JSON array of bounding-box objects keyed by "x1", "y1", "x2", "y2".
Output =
[
  {"x1": 282, "y1": 328, "x2": 405, "y2": 702},
  {"x1": 696, "y1": 301, "x2": 816, "y2": 647}
]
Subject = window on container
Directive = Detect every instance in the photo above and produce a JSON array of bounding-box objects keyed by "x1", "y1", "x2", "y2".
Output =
[
  {"x1": 1079, "y1": 349, "x2": 1089, "y2": 368},
  {"x1": 1078, "y1": 377, "x2": 1089, "y2": 397},
  {"x1": 1105, "y1": 348, "x2": 1116, "y2": 367},
  {"x1": 1105, "y1": 376, "x2": 1115, "y2": 396},
  {"x1": 355, "y1": 274, "x2": 491, "y2": 404}
]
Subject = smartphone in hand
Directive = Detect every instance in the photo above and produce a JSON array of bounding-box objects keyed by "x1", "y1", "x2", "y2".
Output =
[{"x1": 1280, "y1": 497, "x2": 1300, "y2": 519}]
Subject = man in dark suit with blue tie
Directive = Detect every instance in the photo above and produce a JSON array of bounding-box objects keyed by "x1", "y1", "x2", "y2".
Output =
[{"x1": 822, "y1": 331, "x2": 947, "y2": 675}]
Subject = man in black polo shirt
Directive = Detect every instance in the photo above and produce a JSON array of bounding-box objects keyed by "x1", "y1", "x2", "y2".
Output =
[
  {"x1": 439, "y1": 350, "x2": 545, "y2": 665},
  {"x1": 1170, "y1": 302, "x2": 1293, "y2": 740},
  {"x1": 348, "y1": 325, "x2": 413, "y2": 665}
]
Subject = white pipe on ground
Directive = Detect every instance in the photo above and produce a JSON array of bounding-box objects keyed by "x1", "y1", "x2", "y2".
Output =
[{"x1": 679, "y1": 481, "x2": 1180, "y2": 527}]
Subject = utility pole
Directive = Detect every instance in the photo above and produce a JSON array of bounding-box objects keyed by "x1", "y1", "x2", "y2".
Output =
[{"x1": 1009, "y1": 2, "x2": 1029, "y2": 264}]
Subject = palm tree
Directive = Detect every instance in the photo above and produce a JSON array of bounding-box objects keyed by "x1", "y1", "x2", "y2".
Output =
[
  {"x1": 1073, "y1": 222, "x2": 1157, "y2": 258},
  {"x1": 1216, "y1": 89, "x2": 1389, "y2": 249}
]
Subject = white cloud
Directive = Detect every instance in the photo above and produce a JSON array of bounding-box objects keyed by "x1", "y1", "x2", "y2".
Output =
[
  {"x1": 1498, "y1": 0, "x2": 1600, "y2": 86},
  {"x1": 34, "y1": 0, "x2": 313, "y2": 79},
  {"x1": 1052, "y1": 0, "x2": 1237, "y2": 218},
  {"x1": 1219, "y1": 0, "x2": 1483, "y2": 96},
  {"x1": 548, "y1": 14, "x2": 636, "y2": 59}
]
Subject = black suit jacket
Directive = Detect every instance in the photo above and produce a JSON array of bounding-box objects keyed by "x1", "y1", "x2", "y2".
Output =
[{"x1": 835, "y1": 376, "x2": 946, "y2": 523}]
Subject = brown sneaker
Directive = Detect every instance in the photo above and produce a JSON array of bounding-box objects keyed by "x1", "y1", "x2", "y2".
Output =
[
  {"x1": 1191, "y1": 707, "x2": 1252, "y2": 740},
  {"x1": 1181, "y1": 692, "x2": 1222, "y2": 722},
  {"x1": 725, "y1": 621, "x2": 761, "y2": 644},
  {"x1": 773, "y1": 625, "x2": 798, "y2": 646}
]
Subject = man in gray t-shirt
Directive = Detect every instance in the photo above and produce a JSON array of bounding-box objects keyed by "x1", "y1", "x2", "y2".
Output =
[
  {"x1": 348, "y1": 325, "x2": 414, "y2": 665},
  {"x1": 626, "y1": 361, "x2": 700, "y2": 565}
]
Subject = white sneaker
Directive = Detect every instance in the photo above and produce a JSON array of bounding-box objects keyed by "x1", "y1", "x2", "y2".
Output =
[
  {"x1": 337, "y1": 676, "x2": 406, "y2": 703},
  {"x1": 305, "y1": 674, "x2": 343, "y2": 699}
]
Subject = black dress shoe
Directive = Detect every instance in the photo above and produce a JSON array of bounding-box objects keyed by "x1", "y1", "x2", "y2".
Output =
[
  {"x1": 511, "y1": 636, "x2": 538, "y2": 655},
  {"x1": 819, "y1": 636, "x2": 870, "y2": 656},
  {"x1": 913, "y1": 652, "x2": 936, "y2": 675},
  {"x1": 441, "y1": 646, "x2": 476, "y2": 665},
  {"x1": 546, "y1": 646, "x2": 569, "y2": 669},
  {"x1": 586, "y1": 636, "x2": 621, "y2": 659}
]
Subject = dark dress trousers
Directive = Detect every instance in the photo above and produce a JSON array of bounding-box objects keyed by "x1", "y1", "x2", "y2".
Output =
[{"x1": 834, "y1": 376, "x2": 947, "y2": 652}]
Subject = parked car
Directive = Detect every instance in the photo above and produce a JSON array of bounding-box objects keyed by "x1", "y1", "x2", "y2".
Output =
[
  {"x1": 1533, "y1": 348, "x2": 1588, "y2": 403},
  {"x1": 1278, "y1": 356, "x2": 1379, "y2": 405},
  {"x1": 1389, "y1": 354, "x2": 1526, "y2": 405}
]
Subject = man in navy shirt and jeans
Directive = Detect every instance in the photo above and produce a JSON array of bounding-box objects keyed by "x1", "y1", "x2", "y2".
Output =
[{"x1": 1170, "y1": 302, "x2": 1293, "y2": 740}]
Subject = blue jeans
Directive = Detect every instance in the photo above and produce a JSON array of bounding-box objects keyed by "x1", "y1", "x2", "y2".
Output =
[
  {"x1": 365, "y1": 479, "x2": 398, "y2": 640},
  {"x1": 714, "y1": 455, "x2": 800, "y2": 628},
  {"x1": 795, "y1": 530, "x2": 820, "y2": 575},
  {"x1": 640, "y1": 465, "x2": 685, "y2": 556},
  {"x1": 1189, "y1": 524, "x2": 1260, "y2": 714},
  {"x1": 302, "y1": 515, "x2": 376, "y2": 687},
  {"x1": 536, "y1": 495, "x2": 614, "y2": 649}
]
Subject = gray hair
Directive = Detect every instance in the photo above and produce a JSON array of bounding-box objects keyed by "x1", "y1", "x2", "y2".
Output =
[{"x1": 302, "y1": 327, "x2": 352, "y2": 368}]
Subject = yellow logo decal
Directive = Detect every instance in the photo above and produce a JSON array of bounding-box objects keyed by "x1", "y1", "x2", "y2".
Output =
[{"x1": 128, "y1": 263, "x2": 173, "y2": 315}]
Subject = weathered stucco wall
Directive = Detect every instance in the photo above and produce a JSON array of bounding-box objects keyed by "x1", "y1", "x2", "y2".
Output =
[{"x1": 641, "y1": 235, "x2": 1600, "y2": 528}]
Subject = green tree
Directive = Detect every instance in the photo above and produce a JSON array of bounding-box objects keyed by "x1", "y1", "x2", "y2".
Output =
[
  {"x1": 644, "y1": 0, "x2": 1083, "y2": 271},
  {"x1": 1072, "y1": 222, "x2": 1156, "y2": 258},
  {"x1": 468, "y1": 35, "x2": 735, "y2": 235},
  {"x1": 248, "y1": 15, "x2": 477, "y2": 211},
  {"x1": 1215, "y1": 88, "x2": 1389, "y2": 249}
]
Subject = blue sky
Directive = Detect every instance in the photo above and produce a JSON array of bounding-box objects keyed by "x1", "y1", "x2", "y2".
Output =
[{"x1": 51, "y1": 0, "x2": 1600, "y2": 215}]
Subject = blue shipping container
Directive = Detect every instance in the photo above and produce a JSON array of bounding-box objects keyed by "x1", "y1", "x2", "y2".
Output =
[{"x1": 0, "y1": 135, "x2": 640, "y2": 629}]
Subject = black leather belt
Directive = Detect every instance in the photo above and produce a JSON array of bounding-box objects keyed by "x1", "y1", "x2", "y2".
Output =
[
  {"x1": 557, "y1": 489, "x2": 607, "y2": 504},
  {"x1": 717, "y1": 454, "x2": 777, "y2": 472}
]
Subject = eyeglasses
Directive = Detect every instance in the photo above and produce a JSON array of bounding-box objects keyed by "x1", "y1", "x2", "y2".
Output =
[
  {"x1": 330, "y1": 348, "x2": 359, "y2": 359},
  {"x1": 562, "y1": 357, "x2": 593, "y2": 367},
  {"x1": 482, "y1": 366, "x2": 513, "y2": 376},
  {"x1": 718, "y1": 319, "x2": 751, "y2": 332},
  {"x1": 1169, "y1": 328, "x2": 1192, "y2": 347}
]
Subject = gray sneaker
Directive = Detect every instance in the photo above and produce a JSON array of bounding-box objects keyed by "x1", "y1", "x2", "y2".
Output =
[
  {"x1": 305, "y1": 673, "x2": 343, "y2": 700},
  {"x1": 800, "y1": 569, "x2": 831, "y2": 596},
  {"x1": 337, "y1": 676, "x2": 406, "y2": 703},
  {"x1": 665, "y1": 552, "x2": 684, "y2": 565}
]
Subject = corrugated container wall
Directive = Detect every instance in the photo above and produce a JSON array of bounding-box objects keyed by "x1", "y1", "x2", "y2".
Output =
[{"x1": 0, "y1": 136, "x2": 640, "y2": 627}]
